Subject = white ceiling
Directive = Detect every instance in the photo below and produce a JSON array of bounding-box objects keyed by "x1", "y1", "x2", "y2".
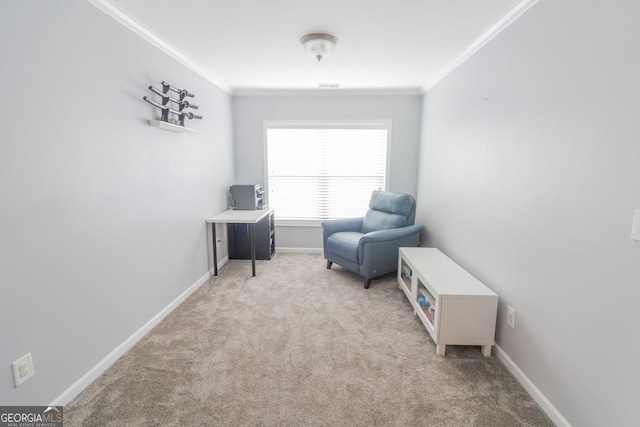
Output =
[{"x1": 99, "y1": 0, "x2": 530, "y2": 94}]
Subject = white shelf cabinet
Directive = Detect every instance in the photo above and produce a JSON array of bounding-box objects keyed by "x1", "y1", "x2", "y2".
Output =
[{"x1": 398, "y1": 247, "x2": 498, "y2": 357}]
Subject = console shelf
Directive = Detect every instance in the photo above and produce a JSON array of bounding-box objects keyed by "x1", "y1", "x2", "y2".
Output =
[{"x1": 398, "y1": 247, "x2": 498, "y2": 357}]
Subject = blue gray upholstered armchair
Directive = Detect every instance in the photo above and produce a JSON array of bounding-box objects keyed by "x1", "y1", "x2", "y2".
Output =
[{"x1": 322, "y1": 190, "x2": 423, "y2": 289}]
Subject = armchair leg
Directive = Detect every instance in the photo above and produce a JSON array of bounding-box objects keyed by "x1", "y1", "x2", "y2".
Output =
[
  {"x1": 364, "y1": 278, "x2": 372, "y2": 289},
  {"x1": 326, "y1": 260, "x2": 333, "y2": 269}
]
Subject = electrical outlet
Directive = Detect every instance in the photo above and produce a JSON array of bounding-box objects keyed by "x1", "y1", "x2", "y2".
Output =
[
  {"x1": 507, "y1": 306, "x2": 516, "y2": 329},
  {"x1": 12, "y1": 353, "x2": 34, "y2": 387},
  {"x1": 631, "y1": 209, "x2": 640, "y2": 241}
]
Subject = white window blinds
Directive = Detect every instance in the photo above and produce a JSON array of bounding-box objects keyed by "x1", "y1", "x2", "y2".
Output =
[{"x1": 266, "y1": 125, "x2": 388, "y2": 221}]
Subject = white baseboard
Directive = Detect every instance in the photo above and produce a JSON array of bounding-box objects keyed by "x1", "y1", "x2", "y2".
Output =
[
  {"x1": 50, "y1": 270, "x2": 213, "y2": 406},
  {"x1": 276, "y1": 247, "x2": 323, "y2": 254},
  {"x1": 494, "y1": 344, "x2": 571, "y2": 427}
]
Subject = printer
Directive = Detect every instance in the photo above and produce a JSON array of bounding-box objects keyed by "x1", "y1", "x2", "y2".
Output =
[{"x1": 229, "y1": 184, "x2": 265, "y2": 210}]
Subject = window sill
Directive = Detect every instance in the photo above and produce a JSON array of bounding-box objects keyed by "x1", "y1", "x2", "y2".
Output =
[{"x1": 274, "y1": 220, "x2": 323, "y2": 227}]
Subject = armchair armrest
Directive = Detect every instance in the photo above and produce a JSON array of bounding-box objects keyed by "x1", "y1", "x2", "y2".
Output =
[
  {"x1": 358, "y1": 224, "x2": 423, "y2": 264},
  {"x1": 359, "y1": 224, "x2": 423, "y2": 244},
  {"x1": 321, "y1": 217, "x2": 364, "y2": 236}
]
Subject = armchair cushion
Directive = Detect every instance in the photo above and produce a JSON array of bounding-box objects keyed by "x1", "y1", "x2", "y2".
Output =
[
  {"x1": 361, "y1": 210, "x2": 408, "y2": 234},
  {"x1": 361, "y1": 191, "x2": 416, "y2": 233},
  {"x1": 327, "y1": 232, "x2": 363, "y2": 263}
]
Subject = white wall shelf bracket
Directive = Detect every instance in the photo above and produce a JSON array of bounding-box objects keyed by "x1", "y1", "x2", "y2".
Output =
[{"x1": 148, "y1": 119, "x2": 194, "y2": 133}]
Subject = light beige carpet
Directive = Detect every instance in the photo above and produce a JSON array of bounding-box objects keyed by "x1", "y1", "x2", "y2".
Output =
[{"x1": 65, "y1": 253, "x2": 553, "y2": 426}]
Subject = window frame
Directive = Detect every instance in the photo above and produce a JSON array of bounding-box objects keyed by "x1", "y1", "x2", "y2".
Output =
[{"x1": 263, "y1": 120, "x2": 392, "y2": 227}]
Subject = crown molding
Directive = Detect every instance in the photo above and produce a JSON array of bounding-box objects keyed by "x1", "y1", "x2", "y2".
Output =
[
  {"x1": 421, "y1": 0, "x2": 540, "y2": 93},
  {"x1": 233, "y1": 88, "x2": 422, "y2": 97},
  {"x1": 89, "y1": 0, "x2": 538, "y2": 97},
  {"x1": 87, "y1": 0, "x2": 233, "y2": 94}
]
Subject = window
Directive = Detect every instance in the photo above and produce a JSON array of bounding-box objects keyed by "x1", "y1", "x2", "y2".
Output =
[{"x1": 265, "y1": 122, "x2": 389, "y2": 222}]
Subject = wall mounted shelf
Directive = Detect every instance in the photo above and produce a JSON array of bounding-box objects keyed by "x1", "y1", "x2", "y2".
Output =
[
  {"x1": 143, "y1": 80, "x2": 202, "y2": 132},
  {"x1": 148, "y1": 119, "x2": 194, "y2": 134}
]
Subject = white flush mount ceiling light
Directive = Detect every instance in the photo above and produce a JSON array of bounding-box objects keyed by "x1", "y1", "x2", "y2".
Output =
[{"x1": 300, "y1": 33, "x2": 339, "y2": 62}]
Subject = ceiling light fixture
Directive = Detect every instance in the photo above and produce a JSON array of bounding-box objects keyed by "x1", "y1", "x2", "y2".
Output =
[{"x1": 300, "y1": 33, "x2": 339, "y2": 62}]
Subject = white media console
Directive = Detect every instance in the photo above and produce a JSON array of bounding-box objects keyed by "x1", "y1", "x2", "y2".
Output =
[{"x1": 398, "y1": 247, "x2": 499, "y2": 356}]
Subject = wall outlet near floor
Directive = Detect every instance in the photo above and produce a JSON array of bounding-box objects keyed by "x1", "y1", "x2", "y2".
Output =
[
  {"x1": 12, "y1": 352, "x2": 34, "y2": 387},
  {"x1": 631, "y1": 209, "x2": 640, "y2": 241},
  {"x1": 507, "y1": 306, "x2": 516, "y2": 329}
]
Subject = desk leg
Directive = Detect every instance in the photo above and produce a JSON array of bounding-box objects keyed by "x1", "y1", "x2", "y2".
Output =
[
  {"x1": 250, "y1": 223, "x2": 256, "y2": 277},
  {"x1": 206, "y1": 222, "x2": 214, "y2": 276},
  {"x1": 212, "y1": 223, "x2": 218, "y2": 276}
]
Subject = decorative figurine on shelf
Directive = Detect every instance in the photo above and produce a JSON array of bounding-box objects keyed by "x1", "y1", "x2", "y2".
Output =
[
  {"x1": 417, "y1": 296, "x2": 430, "y2": 309},
  {"x1": 142, "y1": 80, "x2": 203, "y2": 130}
]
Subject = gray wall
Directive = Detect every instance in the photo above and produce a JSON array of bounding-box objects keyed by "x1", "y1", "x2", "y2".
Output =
[
  {"x1": 0, "y1": 0, "x2": 234, "y2": 405},
  {"x1": 416, "y1": 0, "x2": 639, "y2": 425},
  {"x1": 233, "y1": 95, "x2": 422, "y2": 250}
]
